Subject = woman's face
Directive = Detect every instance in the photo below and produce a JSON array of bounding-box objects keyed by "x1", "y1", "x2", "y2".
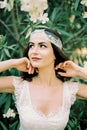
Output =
[{"x1": 28, "y1": 31, "x2": 56, "y2": 68}]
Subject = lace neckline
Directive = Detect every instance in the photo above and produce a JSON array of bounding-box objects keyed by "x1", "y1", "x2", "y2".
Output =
[{"x1": 25, "y1": 81, "x2": 66, "y2": 118}]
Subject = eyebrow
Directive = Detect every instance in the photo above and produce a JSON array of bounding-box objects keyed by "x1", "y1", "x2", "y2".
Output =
[{"x1": 29, "y1": 42, "x2": 47, "y2": 45}]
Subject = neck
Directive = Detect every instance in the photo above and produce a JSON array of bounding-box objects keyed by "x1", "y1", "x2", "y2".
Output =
[{"x1": 36, "y1": 64, "x2": 58, "y2": 87}]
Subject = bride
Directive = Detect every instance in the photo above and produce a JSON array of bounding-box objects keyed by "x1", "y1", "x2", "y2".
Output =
[{"x1": 0, "y1": 28, "x2": 87, "y2": 130}]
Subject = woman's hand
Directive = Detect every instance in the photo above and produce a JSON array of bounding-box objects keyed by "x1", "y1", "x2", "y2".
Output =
[
  {"x1": 13, "y1": 57, "x2": 35, "y2": 74},
  {"x1": 55, "y1": 60, "x2": 81, "y2": 77}
]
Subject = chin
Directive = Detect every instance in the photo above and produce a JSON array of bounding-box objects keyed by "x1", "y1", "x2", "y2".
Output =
[
  {"x1": 32, "y1": 64, "x2": 44, "y2": 69},
  {"x1": 31, "y1": 63, "x2": 40, "y2": 68}
]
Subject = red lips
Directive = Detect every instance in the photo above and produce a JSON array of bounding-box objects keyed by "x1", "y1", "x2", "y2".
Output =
[{"x1": 32, "y1": 57, "x2": 41, "y2": 61}]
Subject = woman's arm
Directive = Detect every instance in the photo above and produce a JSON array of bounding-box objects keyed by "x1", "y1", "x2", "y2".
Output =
[
  {"x1": 0, "y1": 59, "x2": 14, "y2": 72},
  {"x1": 0, "y1": 76, "x2": 14, "y2": 93},
  {"x1": 0, "y1": 57, "x2": 32, "y2": 73},
  {"x1": 75, "y1": 66, "x2": 87, "y2": 99},
  {"x1": 56, "y1": 61, "x2": 87, "y2": 100},
  {"x1": 77, "y1": 83, "x2": 87, "y2": 100},
  {"x1": 77, "y1": 66, "x2": 87, "y2": 80},
  {"x1": 55, "y1": 60, "x2": 87, "y2": 79},
  {"x1": 0, "y1": 58, "x2": 34, "y2": 93}
]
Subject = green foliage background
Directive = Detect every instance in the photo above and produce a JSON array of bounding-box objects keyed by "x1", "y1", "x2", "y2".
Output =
[{"x1": 0, "y1": 0, "x2": 87, "y2": 130}]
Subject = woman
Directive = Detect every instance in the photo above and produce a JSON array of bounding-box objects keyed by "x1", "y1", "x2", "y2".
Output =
[{"x1": 0, "y1": 28, "x2": 87, "y2": 130}]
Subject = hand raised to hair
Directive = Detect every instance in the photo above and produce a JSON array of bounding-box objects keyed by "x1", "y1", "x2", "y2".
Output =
[
  {"x1": 55, "y1": 60, "x2": 80, "y2": 77},
  {"x1": 13, "y1": 57, "x2": 35, "y2": 74}
]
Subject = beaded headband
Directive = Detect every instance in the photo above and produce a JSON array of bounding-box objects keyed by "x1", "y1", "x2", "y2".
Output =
[{"x1": 30, "y1": 29, "x2": 62, "y2": 49}]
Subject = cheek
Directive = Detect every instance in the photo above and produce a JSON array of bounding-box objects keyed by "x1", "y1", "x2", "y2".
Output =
[
  {"x1": 44, "y1": 50, "x2": 55, "y2": 62},
  {"x1": 48, "y1": 49, "x2": 55, "y2": 59}
]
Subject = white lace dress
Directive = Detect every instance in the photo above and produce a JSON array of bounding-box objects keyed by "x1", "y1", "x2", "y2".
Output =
[{"x1": 12, "y1": 76, "x2": 79, "y2": 130}]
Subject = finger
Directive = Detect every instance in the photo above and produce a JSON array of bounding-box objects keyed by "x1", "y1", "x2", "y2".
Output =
[
  {"x1": 55, "y1": 62, "x2": 64, "y2": 70},
  {"x1": 28, "y1": 65, "x2": 32, "y2": 74},
  {"x1": 58, "y1": 63, "x2": 66, "y2": 70},
  {"x1": 35, "y1": 68, "x2": 39, "y2": 73},
  {"x1": 55, "y1": 61, "x2": 71, "y2": 70},
  {"x1": 28, "y1": 64, "x2": 35, "y2": 74},
  {"x1": 63, "y1": 61, "x2": 68, "y2": 67},
  {"x1": 63, "y1": 61, "x2": 71, "y2": 67},
  {"x1": 58, "y1": 72, "x2": 68, "y2": 77},
  {"x1": 25, "y1": 58, "x2": 30, "y2": 69},
  {"x1": 31, "y1": 67, "x2": 35, "y2": 74}
]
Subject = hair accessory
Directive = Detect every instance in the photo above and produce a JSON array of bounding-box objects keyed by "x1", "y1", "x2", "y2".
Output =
[
  {"x1": 31, "y1": 29, "x2": 62, "y2": 49},
  {"x1": 45, "y1": 33, "x2": 62, "y2": 49}
]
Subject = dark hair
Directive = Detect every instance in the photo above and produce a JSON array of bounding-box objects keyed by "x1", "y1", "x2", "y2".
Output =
[{"x1": 21, "y1": 28, "x2": 70, "y2": 81}]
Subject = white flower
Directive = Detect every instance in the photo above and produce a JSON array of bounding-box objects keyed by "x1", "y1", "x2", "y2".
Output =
[
  {"x1": 30, "y1": 14, "x2": 39, "y2": 23},
  {"x1": 29, "y1": 0, "x2": 48, "y2": 10},
  {"x1": 20, "y1": 0, "x2": 48, "y2": 23},
  {"x1": 21, "y1": 4, "x2": 30, "y2": 12},
  {"x1": 3, "y1": 108, "x2": 16, "y2": 118},
  {"x1": 21, "y1": 0, "x2": 30, "y2": 12},
  {"x1": 21, "y1": 0, "x2": 30, "y2": 4},
  {"x1": 38, "y1": 13, "x2": 49, "y2": 24},
  {"x1": 84, "y1": 61, "x2": 87, "y2": 69},
  {"x1": 82, "y1": 12, "x2": 87, "y2": 18},
  {"x1": 0, "y1": 0, "x2": 7, "y2": 9},
  {"x1": 0, "y1": 0, "x2": 14, "y2": 11},
  {"x1": 21, "y1": 0, "x2": 48, "y2": 12},
  {"x1": 80, "y1": 0, "x2": 87, "y2": 6}
]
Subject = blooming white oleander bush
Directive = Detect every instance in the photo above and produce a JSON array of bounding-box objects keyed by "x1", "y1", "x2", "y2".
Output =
[
  {"x1": 0, "y1": 0, "x2": 49, "y2": 23},
  {"x1": 21, "y1": 0, "x2": 49, "y2": 23}
]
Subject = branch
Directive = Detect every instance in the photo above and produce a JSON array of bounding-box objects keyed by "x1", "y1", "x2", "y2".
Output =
[{"x1": 0, "y1": 19, "x2": 25, "y2": 50}]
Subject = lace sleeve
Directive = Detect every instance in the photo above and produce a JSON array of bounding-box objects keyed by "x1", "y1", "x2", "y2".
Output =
[
  {"x1": 67, "y1": 82, "x2": 79, "y2": 105},
  {"x1": 12, "y1": 76, "x2": 23, "y2": 106}
]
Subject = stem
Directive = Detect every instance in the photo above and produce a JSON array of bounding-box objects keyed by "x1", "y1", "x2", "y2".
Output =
[
  {"x1": 0, "y1": 19, "x2": 16, "y2": 41},
  {"x1": 11, "y1": 8, "x2": 27, "y2": 57},
  {"x1": 11, "y1": 9, "x2": 19, "y2": 41},
  {"x1": 0, "y1": 19, "x2": 24, "y2": 50}
]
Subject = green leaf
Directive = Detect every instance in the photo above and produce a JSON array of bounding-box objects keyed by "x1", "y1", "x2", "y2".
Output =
[
  {"x1": 0, "y1": 121, "x2": 8, "y2": 130},
  {"x1": 75, "y1": 0, "x2": 80, "y2": 11},
  {"x1": 4, "y1": 49, "x2": 11, "y2": 58},
  {"x1": 9, "y1": 120, "x2": 20, "y2": 130},
  {"x1": 0, "y1": 94, "x2": 8, "y2": 106},
  {"x1": 4, "y1": 95, "x2": 12, "y2": 113},
  {"x1": 67, "y1": 125, "x2": 72, "y2": 130},
  {"x1": 56, "y1": 29, "x2": 71, "y2": 36},
  {"x1": 50, "y1": 8, "x2": 59, "y2": 22},
  {"x1": 0, "y1": 35, "x2": 6, "y2": 47}
]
